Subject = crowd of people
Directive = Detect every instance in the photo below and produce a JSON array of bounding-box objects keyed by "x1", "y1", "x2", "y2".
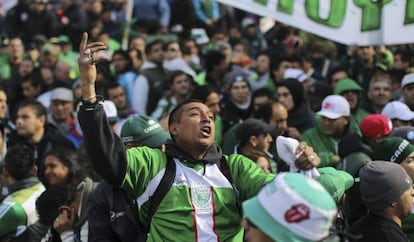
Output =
[{"x1": 0, "y1": 0, "x2": 414, "y2": 241}]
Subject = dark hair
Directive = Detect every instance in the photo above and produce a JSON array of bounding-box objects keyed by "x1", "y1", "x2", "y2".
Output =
[
  {"x1": 17, "y1": 100, "x2": 47, "y2": 118},
  {"x1": 327, "y1": 65, "x2": 348, "y2": 84},
  {"x1": 168, "y1": 100, "x2": 204, "y2": 142},
  {"x1": 205, "y1": 50, "x2": 226, "y2": 73},
  {"x1": 168, "y1": 99, "x2": 203, "y2": 125},
  {"x1": 189, "y1": 85, "x2": 219, "y2": 103},
  {"x1": 270, "y1": 56, "x2": 291, "y2": 72},
  {"x1": 252, "y1": 87, "x2": 275, "y2": 103},
  {"x1": 394, "y1": 49, "x2": 413, "y2": 66},
  {"x1": 105, "y1": 82, "x2": 124, "y2": 99},
  {"x1": 277, "y1": 78, "x2": 305, "y2": 112},
  {"x1": 145, "y1": 39, "x2": 163, "y2": 55},
  {"x1": 112, "y1": 49, "x2": 133, "y2": 73},
  {"x1": 253, "y1": 100, "x2": 283, "y2": 123},
  {"x1": 167, "y1": 70, "x2": 188, "y2": 86},
  {"x1": 43, "y1": 146, "x2": 85, "y2": 189},
  {"x1": 5, "y1": 144, "x2": 35, "y2": 180},
  {"x1": 36, "y1": 185, "x2": 77, "y2": 225},
  {"x1": 21, "y1": 70, "x2": 44, "y2": 90}
]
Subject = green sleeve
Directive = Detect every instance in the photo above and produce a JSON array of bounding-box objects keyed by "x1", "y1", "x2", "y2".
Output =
[
  {"x1": 226, "y1": 154, "x2": 275, "y2": 201},
  {"x1": 121, "y1": 147, "x2": 167, "y2": 197},
  {"x1": 0, "y1": 202, "x2": 27, "y2": 239},
  {"x1": 300, "y1": 128, "x2": 336, "y2": 167}
]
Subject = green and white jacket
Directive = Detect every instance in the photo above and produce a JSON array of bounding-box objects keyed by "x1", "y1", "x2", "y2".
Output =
[
  {"x1": 0, "y1": 177, "x2": 45, "y2": 239},
  {"x1": 79, "y1": 102, "x2": 275, "y2": 242}
]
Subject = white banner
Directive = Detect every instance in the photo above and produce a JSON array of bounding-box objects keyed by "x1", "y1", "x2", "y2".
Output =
[{"x1": 217, "y1": 0, "x2": 414, "y2": 45}]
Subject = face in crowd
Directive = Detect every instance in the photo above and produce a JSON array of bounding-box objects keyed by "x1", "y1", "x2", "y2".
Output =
[{"x1": 169, "y1": 102, "x2": 215, "y2": 155}]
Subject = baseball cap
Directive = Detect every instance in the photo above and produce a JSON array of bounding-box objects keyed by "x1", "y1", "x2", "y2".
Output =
[
  {"x1": 333, "y1": 78, "x2": 362, "y2": 95},
  {"x1": 102, "y1": 100, "x2": 118, "y2": 123},
  {"x1": 390, "y1": 126, "x2": 414, "y2": 144},
  {"x1": 381, "y1": 101, "x2": 414, "y2": 121},
  {"x1": 41, "y1": 43, "x2": 57, "y2": 55},
  {"x1": 121, "y1": 115, "x2": 170, "y2": 148},
  {"x1": 401, "y1": 73, "x2": 414, "y2": 89},
  {"x1": 32, "y1": 34, "x2": 47, "y2": 45},
  {"x1": 50, "y1": 87, "x2": 73, "y2": 102},
  {"x1": 359, "y1": 161, "x2": 412, "y2": 212},
  {"x1": 242, "y1": 172, "x2": 337, "y2": 242},
  {"x1": 236, "y1": 118, "x2": 274, "y2": 142},
  {"x1": 317, "y1": 95, "x2": 350, "y2": 119},
  {"x1": 373, "y1": 137, "x2": 414, "y2": 164},
  {"x1": 57, "y1": 35, "x2": 70, "y2": 45},
  {"x1": 317, "y1": 167, "x2": 354, "y2": 204},
  {"x1": 283, "y1": 68, "x2": 308, "y2": 83},
  {"x1": 359, "y1": 114, "x2": 392, "y2": 138}
]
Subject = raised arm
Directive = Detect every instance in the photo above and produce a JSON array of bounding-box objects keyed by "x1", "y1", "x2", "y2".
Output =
[{"x1": 77, "y1": 33, "x2": 127, "y2": 186}]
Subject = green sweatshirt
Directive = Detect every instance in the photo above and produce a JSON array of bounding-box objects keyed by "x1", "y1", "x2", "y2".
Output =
[
  {"x1": 300, "y1": 117, "x2": 361, "y2": 167},
  {"x1": 0, "y1": 178, "x2": 45, "y2": 239},
  {"x1": 122, "y1": 147, "x2": 275, "y2": 242}
]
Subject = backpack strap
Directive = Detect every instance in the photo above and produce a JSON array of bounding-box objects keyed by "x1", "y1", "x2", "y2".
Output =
[
  {"x1": 144, "y1": 155, "x2": 176, "y2": 232},
  {"x1": 219, "y1": 156, "x2": 241, "y2": 213},
  {"x1": 74, "y1": 178, "x2": 95, "y2": 241}
]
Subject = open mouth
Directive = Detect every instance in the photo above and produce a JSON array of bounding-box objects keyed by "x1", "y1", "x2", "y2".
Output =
[{"x1": 200, "y1": 126, "x2": 211, "y2": 136}]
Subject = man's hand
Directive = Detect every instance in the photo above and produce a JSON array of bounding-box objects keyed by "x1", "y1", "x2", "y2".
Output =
[
  {"x1": 294, "y1": 142, "x2": 321, "y2": 170},
  {"x1": 78, "y1": 32, "x2": 107, "y2": 101}
]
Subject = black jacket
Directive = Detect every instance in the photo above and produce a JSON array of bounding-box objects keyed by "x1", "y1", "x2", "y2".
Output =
[{"x1": 88, "y1": 181, "x2": 144, "y2": 242}]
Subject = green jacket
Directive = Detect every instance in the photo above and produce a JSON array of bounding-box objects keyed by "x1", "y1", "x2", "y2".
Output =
[
  {"x1": 0, "y1": 177, "x2": 45, "y2": 239},
  {"x1": 214, "y1": 114, "x2": 223, "y2": 145},
  {"x1": 403, "y1": 214, "x2": 414, "y2": 242},
  {"x1": 0, "y1": 54, "x2": 11, "y2": 80},
  {"x1": 300, "y1": 117, "x2": 361, "y2": 167},
  {"x1": 352, "y1": 107, "x2": 369, "y2": 126},
  {"x1": 122, "y1": 147, "x2": 275, "y2": 242}
]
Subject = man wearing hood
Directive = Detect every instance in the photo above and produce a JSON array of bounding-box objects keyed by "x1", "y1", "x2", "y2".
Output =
[{"x1": 334, "y1": 78, "x2": 369, "y2": 125}]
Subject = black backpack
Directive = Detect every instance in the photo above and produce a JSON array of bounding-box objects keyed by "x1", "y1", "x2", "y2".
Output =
[{"x1": 119, "y1": 155, "x2": 239, "y2": 242}]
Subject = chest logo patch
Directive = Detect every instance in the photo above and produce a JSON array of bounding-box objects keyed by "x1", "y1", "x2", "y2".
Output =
[{"x1": 191, "y1": 186, "x2": 212, "y2": 214}]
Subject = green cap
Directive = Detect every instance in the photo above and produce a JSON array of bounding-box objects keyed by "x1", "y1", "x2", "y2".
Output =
[
  {"x1": 121, "y1": 115, "x2": 170, "y2": 148},
  {"x1": 373, "y1": 137, "x2": 414, "y2": 164},
  {"x1": 57, "y1": 35, "x2": 71, "y2": 44},
  {"x1": 317, "y1": 167, "x2": 354, "y2": 203},
  {"x1": 41, "y1": 43, "x2": 57, "y2": 55},
  {"x1": 334, "y1": 78, "x2": 362, "y2": 95}
]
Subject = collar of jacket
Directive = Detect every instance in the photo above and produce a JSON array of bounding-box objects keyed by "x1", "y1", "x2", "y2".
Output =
[
  {"x1": 165, "y1": 141, "x2": 222, "y2": 164},
  {"x1": 8, "y1": 177, "x2": 41, "y2": 194}
]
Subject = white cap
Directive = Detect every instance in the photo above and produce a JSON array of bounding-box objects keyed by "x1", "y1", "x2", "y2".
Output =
[
  {"x1": 102, "y1": 100, "x2": 118, "y2": 122},
  {"x1": 283, "y1": 68, "x2": 308, "y2": 83},
  {"x1": 50, "y1": 87, "x2": 73, "y2": 102},
  {"x1": 381, "y1": 101, "x2": 414, "y2": 121},
  {"x1": 317, "y1": 95, "x2": 350, "y2": 119},
  {"x1": 401, "y1": 73, "x2": 414, "y2": 89}
]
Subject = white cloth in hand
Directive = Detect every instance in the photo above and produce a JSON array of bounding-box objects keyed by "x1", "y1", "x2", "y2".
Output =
[{"x1": 276, "y1": 136, "x2": 320, "y2": 178}]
